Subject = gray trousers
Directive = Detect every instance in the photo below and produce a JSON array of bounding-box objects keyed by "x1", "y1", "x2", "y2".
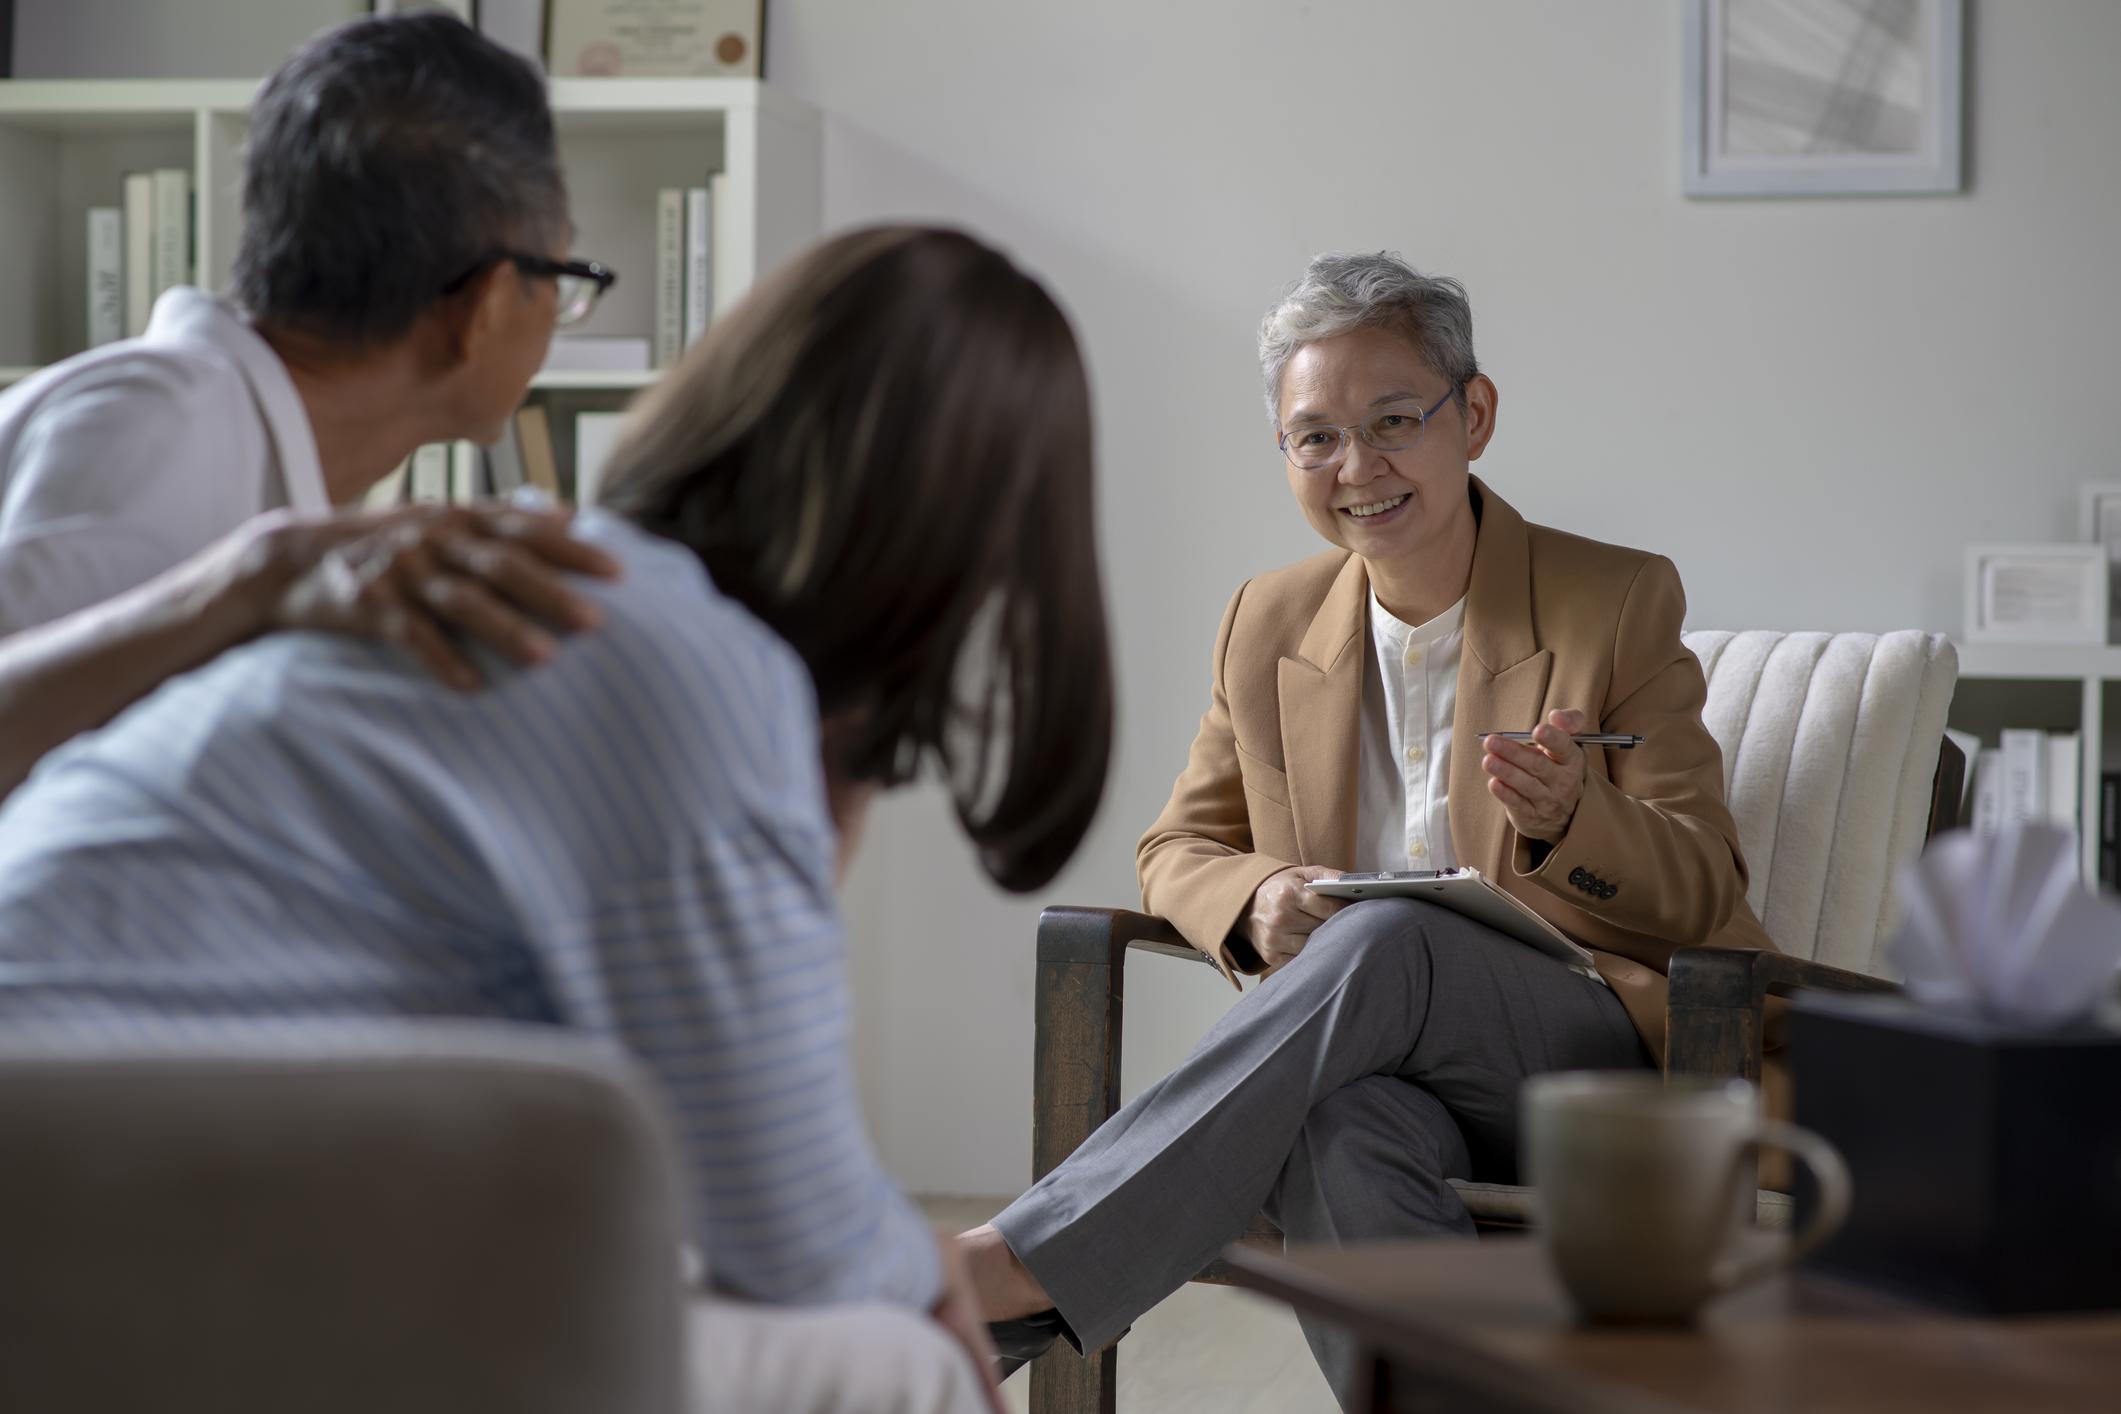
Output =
[{"x1": 992, "y1": 898, "x2": 1650, "y2": 1410}]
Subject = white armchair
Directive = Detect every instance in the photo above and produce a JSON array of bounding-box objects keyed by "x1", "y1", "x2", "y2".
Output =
[{"x1": 1023, "y1": 628, "x2": 1963, "y2": 1414}]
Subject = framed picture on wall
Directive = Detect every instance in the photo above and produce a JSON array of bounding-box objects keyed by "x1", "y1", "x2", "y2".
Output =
[
  {"x1": 1683, "y1": 0, "x2": 1965, "y2": 197},
  {"x1": 2080, "y1": 482, "x2": 2121, "y2": 642},
  {"x1": 1963, "y1": 544, "x2": 2109, "y2": 646}
]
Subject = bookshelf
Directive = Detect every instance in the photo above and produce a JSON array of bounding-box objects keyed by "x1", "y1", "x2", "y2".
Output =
[
  {"x1": 1949, "y1": 641, "x2": 2121, "y2": 885},
  {"x1": 0, "y1": 76, "x2": 821, "y2": 394}
]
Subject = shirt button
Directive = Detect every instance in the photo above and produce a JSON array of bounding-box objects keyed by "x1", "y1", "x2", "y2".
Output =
[
  {"x1": 1404, "y1": 645, "x2": 1424, "y2": 666},
  {"x1": 1409, "y1": 840, "x2": 1428, "y2": 859},
  {"x1": 1405, "y1": 745, "x2": 1425, "y2": 764}
]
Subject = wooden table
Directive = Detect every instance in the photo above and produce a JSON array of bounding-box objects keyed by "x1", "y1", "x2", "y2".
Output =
[{"x1": 1222, "y1": 1236, "x2": 2121, "y2": 1414}]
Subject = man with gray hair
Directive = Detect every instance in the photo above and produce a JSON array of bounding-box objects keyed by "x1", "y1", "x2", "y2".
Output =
[
  {"x1": 0, "y1": 10, "x2": 612, "y2": 636},
  {"x1": 966, "y1": 249, "x2": 1769, "y2": 1408}
]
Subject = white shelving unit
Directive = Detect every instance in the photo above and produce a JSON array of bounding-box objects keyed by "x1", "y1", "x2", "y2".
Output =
[
  {"x1": 0, "y1": 76, "x2": 821, "y2": 392},
  {"x1": 1950, "y1": 641, "x2": 2121, "y2": 883}
]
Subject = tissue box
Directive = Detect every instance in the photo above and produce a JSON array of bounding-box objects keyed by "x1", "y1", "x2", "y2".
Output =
[{"x1": 1790, "y1": 992, "x2": 2121, "y2": 1314}]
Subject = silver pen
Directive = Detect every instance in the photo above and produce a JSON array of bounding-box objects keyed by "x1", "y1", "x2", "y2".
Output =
[{"x1": 1481, "y1": 732, "x2": 1644, "y2": 749}]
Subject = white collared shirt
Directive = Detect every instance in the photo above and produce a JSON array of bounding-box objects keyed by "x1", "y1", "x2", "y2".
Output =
[
  {"x1": 1355, "y1": 588, "x2": 1466, "y2": 874},
  {"x1": 0, "y1": 288, "x2": 328, "y2": 635}
]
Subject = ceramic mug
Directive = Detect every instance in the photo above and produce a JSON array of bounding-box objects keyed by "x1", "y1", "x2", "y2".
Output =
[{"x1": 1521, "y1": 1071, "x2": 1851, "y2": 1323}]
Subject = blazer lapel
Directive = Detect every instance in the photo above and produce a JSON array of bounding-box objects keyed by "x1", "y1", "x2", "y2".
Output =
[
  {"x1": 1450, "y1": 478, "x2": 1553, "y2": 877},
  {"x1": 1280, "y1": 553, "x2": 1368, "y2": 869}
]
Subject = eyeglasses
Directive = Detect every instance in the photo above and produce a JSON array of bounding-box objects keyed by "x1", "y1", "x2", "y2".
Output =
[
  {"x1": 1277, "y1": 382, "x2": 1464, "y2": 472},
  {"x1": 441, "y1": 254, "x2": 618, "y2": 327}
]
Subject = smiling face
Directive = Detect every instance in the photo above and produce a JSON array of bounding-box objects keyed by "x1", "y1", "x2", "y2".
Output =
[{"x1": 1276, "y1": 324, "x2": 1497, "y2": 573}]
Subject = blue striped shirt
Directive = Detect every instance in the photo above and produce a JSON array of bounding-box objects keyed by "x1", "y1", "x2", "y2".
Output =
[{"x1": 0, "y1": 512, "x2": 941, "y2": 1310}]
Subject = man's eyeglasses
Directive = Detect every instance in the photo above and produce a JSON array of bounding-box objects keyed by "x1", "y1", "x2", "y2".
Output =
[
  {"x1": 441, "y1": 254, "x2": 617, "y2": 327},
  {"x1": 1277, "y1": 382, "x2": 1464, "y2": 472}
]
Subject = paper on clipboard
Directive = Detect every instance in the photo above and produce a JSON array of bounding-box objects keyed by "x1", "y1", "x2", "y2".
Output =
[{"x1": 1306, "y1": 867, "x2": 1599, "y2": 970}]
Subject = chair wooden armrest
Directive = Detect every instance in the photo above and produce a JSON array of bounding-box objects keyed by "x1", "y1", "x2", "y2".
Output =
[
  {"x1": 1664, "y1": 945, "x2": 1898, "y2": 1083},
  {"x1": 1032, "y1": 908, "x2": 1206, "y2": 1184}
]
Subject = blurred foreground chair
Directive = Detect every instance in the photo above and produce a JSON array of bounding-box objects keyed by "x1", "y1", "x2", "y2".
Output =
[
  {"x1": 1027, "y1": 629, "x2": 1961, "y2": 1414},
  {"x1": 0, "y1": 1024, "x2": 687, "y2": 1414}
]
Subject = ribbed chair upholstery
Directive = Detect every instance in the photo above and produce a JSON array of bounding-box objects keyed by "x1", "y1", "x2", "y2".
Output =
[{"x1": 1683, "y1": 630, "x2": 1959, "y2": 976}]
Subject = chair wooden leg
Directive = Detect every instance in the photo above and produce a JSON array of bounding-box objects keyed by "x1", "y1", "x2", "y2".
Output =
[
  {"x1": 1027, "y1": 908, "x2": 1131, "y2": 1414},
  {"x1": 1030, "y1": 1344, "x2": 1116, "y2": 1414}
]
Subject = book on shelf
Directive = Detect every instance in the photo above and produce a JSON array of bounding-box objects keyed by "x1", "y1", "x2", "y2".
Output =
[
  {"x1": 122, "y1": 173, "x2": 154, "y2": 338},
  {"x1": 2046, "y1": 731, "x2": 2081, "y2": 827},
  {"x1": 1968, "y1": 730, "x2": 2087, "y2": 851},
  {"x1": 1997, "y1": 728, "x2": 2047, "y2": 827},
  {"x1": 654, "y1": 188, "x2": 684, "y2": 368},
  {"x1": 683, "y1": 185, "x2": 713, "y2": 348},
  {"x1": 86, "y1": 208, "x2": 122, "y2": 348},
  {"x1": 2101, "y1": 772, "x2": 2119, "y2": 890},
  {"x1": 1969, "y1": 749, "x2": 2001, "y2": 835},
  {"x1": 543, "y1": 335, "x2": 652, "y2": 373},
  {"x1": 408, "y1": 443, "x2": 451, "y2": 504},
  {"x1": 573, "y1": 410, "x2": 627, "y2": 506},
  {"x1": 150, "y1": 167, "x2": 189, "y2": 302},
  {"x1": 516, "y1": 405, "x2": 560, "y2": 497},
  {"x1": 449, "y1": 443, "x2": 482, "y2": 504},
  {"x1": 364, "y1": 458, "x2": 409, "y2": 509},
  {"x1": 708, "y1": 170, "x2": 733, "y2": 319},
  {"x1": 1943, "y1": 726, "x2": 1982, "y2": 821}
]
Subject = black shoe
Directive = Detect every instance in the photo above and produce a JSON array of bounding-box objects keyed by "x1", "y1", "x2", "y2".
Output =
[{"x1": 989, "y1": 1307, "x2": 1067, "y2": 1380}]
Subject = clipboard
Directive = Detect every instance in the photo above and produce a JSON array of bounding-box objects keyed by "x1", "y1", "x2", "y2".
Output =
[{"x1": 1306, "y1": 867, "x2": 1598, "y2": 970}]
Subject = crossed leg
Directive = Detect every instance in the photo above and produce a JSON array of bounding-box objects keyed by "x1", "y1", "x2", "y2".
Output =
[{"x1": 966, "y1": 897, "x2": 1648, "y2": 1405}]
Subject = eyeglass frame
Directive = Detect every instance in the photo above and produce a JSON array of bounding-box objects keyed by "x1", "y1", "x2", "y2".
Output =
[
  {"x1": 439, "y1": 253, "x2": 618, "y2": 327},
  {"x1": 1276, "y1": 380, "x2": 1466, "y2": 472}
]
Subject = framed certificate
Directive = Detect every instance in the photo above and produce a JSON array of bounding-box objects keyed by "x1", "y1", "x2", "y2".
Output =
[
  {"x1": 1962, "y1": 544, "x2": 2109, "y2": 646},
  {"x1": 548, "y1": 0, "x2": 761, "y2": 78}
]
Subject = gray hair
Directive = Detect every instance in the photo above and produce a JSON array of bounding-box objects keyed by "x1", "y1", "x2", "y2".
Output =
[
  {"x1": 232, "y1": 10, "x2": 567, "y2": 346},
  {"x1": 1257, "y1": 252, "x2": 1480, "y2": 424}
]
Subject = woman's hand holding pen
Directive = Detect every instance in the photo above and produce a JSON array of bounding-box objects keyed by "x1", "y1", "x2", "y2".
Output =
[{"x1": 1481, "y1": 708, "x2": 1588, "y2": 843}]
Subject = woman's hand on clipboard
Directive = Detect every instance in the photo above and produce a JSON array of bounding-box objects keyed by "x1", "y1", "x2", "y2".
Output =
[{"x1": 1243, "y1": 865, "x2": 1347, "y2": 969}]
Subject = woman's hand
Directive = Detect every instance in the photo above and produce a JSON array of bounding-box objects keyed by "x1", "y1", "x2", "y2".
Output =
[
  {"x1": 929, "y1": 1229, "x2": 1008, "y2": 1414},
  {"x1": 222, "y1": 502, "x2": 621, "y2": 690},
  {"x1": 1242, "y1": 864, "x2": 1347, "y2": 969},
  {"x1": 1482, "y1": 708, "x2": 1589, "y2": 843}
]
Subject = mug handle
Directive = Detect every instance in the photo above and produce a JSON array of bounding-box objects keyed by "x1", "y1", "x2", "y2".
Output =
[{"x1": 1715, "y1": 1119, "x2": 1852, "y2": 1293}]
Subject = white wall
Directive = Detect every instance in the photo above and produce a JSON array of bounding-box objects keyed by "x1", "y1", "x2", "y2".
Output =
[{"x1": 768, "y1": 0, "x2": 2121, "y2": 1197}]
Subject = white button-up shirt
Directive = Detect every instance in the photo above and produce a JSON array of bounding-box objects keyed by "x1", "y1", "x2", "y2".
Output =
[
  {"x1": 1355, "y1": 589, "x2": 1467, "y2": 874},
  {"x1": 0, "y1": 288, "x2": 329, "y2": 635}
]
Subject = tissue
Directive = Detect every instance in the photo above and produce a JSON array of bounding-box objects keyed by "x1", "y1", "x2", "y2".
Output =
[{"x1": 1887, "y1": 823, "x2": 2121, "y2": 1028}]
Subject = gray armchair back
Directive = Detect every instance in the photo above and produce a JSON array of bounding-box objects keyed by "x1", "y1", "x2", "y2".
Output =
[{"x1": 0, "y1": 1024, "x2": 688, "y2": 1414}]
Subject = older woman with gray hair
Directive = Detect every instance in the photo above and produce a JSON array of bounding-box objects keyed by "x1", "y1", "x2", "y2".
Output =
[{"x1": 962, "y1": 251, "x2": 1777, "y2": 1407}]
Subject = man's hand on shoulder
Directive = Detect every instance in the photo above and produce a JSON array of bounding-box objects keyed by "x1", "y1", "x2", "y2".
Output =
[
  {"x1": 1242, "y1": 864, "x2": 1347, "y2": 970},
  {"x1": 207, "y1": 500, "x2": 621, "y2": 689}
]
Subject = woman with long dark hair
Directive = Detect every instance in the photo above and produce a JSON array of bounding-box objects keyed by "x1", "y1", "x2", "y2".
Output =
[{"x1": 0, "y1": 226, "x2": 1113, "y2": 1414}]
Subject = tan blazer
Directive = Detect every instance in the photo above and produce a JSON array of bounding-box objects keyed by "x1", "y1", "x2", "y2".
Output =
[{"x1": 1136, "y1": 477, "x2": 1778, "y2": 1062}]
